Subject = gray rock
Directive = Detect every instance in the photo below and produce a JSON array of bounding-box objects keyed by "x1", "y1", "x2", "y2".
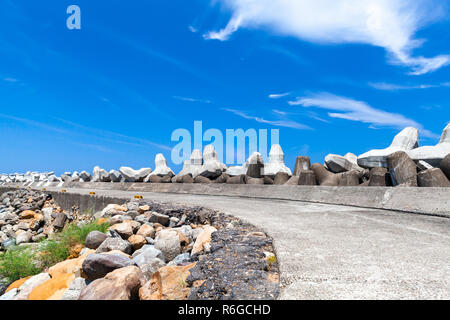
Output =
[
  {"x1": 284, "y1": 176, "x2": 300, "y2": 185},
  {"x1": 132, "y1": 245, "x2": 165, "y2": 266},
  {"x1": 13, "y1": 273, "x2": 50, "y2": 300},
  {"x1": 79, "y1": 171, "x2": 92, "y2": 182},
  {"x1": 194, "y1": 176, "x2": 211, "y2": 184},
  {"x1": 96, "y1": 237, "x2": 132, "y2": 255},
  {"x1": 246, "y1": 177, "x2": 264, "y2": 185},
  {"x1": 60, "y1": 277, "x2": 87, "y2": 300},
  {"x1": 172, "y1": 252, "x2": 191, "y2": 265},
  {"x1": 53, "y1": 212, "x2": 67, "y2": 229},
  {"x1": 226, "y1": 175, "x2": 247, "y2": 184},
  {"x1": 0, "y1": 288, "x2": 17, "y2": 300},
  {"x1": 148, "y1": 212, "x2": 170, "y2": 226},
  {"x1": 85, "y1": 231, "x2": 108, "y2": 249},
  {"x1": 139, "y1": 258, "x2": 166, "y2": 281},
  {"x1": 16, "y1": 231, "x2": 32, "y2": 245},
  {"x1": 109, "y1": 170, "x2": 122, "y2": 183},
  {"x1": 154, "y1": 230, "x2": 181, "y2": 262},
  {"x1": 82, "y1": 253, "x2": 135, "y2": 281}
]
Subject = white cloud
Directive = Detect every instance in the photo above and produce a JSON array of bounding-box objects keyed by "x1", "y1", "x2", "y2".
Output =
[
  {"x1": 369, "y1": 82, "x2": 449, "y2": 91},
  {"x1": 173, "y1": 96, "x2": 211, "y2": 104},
  {"x1": 205, "y1": 0, "x2": 449, "y2": 74},
  {"x1": 3, "y1": 77, "x2": 18, "y2": 83},
  {"x1": 289, "y1": 92, "x2": 439, "y2": 138},
  {"x1": 269, "y1": 92, "x2": 291, "y2": 99},
  {"x1": 223, "y1": 108, "x2": 312, "y2": 130}
]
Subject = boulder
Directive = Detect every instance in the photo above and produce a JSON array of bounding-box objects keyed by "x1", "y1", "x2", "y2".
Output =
[
  {"x1": 82, "y1": 253, "x2": 135, "y2": 281},
  {"x1": 293, "y1": 156, "x2": 311, "y2": 176},
  {"x1": 150, "y1": 154, "x2": 174, "y2": 177},
  {"x1": 246, "y1": 152, "x2": 265, "y2": 178},
  {"x1": 211, "y1": 173, "x2": 229, "y2": 183},
  {"x1": 128, "y1": 235, "x2": 146, "y2": 251},
  {"x1": 368, "y1": 167, "x2": 388, "y2": 187},
  {"x1": 408, "y1": 124, "x2": 450, "y2": 167},
  {"x1": 358, "y1": 127, "x2": 419, "y2": 168},
  {"x1": 13, "y1": 273, "x2": 51, "y2": 300},
  {"x1": 136, "y1": 225, "x2": 155, "y2": 239},
  {"x1": 325, "y1": 153, "x2": 363, "y2": 173},
  {"x1": 139, "y1": 263, "x2": 196, "y2": 300},
  {"x1": 60, "y1": 277, "x2": 87, "y2": 300},
  {"x1": 274, "y1": 172, "x2": 291, "y2": 185},
  {"x1": 440, "y1": 154, "x2": 450, "y2": 180},
  {"x1": 311, "y1": 163, "x2": 339, "y2": 186},
  {"x1": 386, "y1": 151, "x2": 418, "y2": 187},
  {"x1": 15, "y1": 231, "x2": 32, "y2": 244},
  {"x1": 132, "y1": 245, "x2": 165, "y2": 267},
  {"x1": 416, "y1": 160, "x2": 434, "y2": 172},
  {"x1": 139, "y1": 258, "x2": 166, "y2": 281},
  {"x1": 96, "y1": 237, "x2": 133, "y2": 255},
  {"x1": 191, "y1": 226, "x2": 216, "y2": 256},
  {"x1": 199, "y1": 145, "x2": 227, "y2": 179},
  {"x1": 175, "y1": 160, "x2": 192, "y2": 181},
  {"x1": 154, "y1": 230, "x2": 181, "y2": 262},
  {"x1": 298, "y1": 170, "x2": 316, "y2": 185},
  {"x1": 85, "y1": 231, "x2": 108, "y2": 250},
  {"x1": 149, "y1": 212, "x2": 170, "y2": 226},
  {"x1": 79, "y1": 266, "x2": 145, "y2": 300},
  {"x1": 263, "y1": 176, "x2": 274, "y2": 185},
  {"x1": 53, "y1": 213, "x2": 67, "y2": 229},
  {"x1": 263, "y1": 145, "x2": 292, "y2": 177},
  {"x1": 111, "y1": 223, "x2": 133, "y2": 239},
  {"x1": 119, "y1": 167, "x2": 152, "y2": 183},
  {"x1": 185, "y1": 149, "x2": 203, "y2": 178},
  {"x1": 28, "y1": 272, "x2": 75, "y2": 300},
  {"x1": 417, "y1": 168, "x2": 450, "y2": 187}
]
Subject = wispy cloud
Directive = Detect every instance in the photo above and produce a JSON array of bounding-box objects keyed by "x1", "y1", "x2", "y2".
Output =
[
  {"x1": 289, "y1": 92, "x2": 439, "y2": 138},
  {"x1": 173, "y1": 96, "x2": 211, "y2": 104},
  {"x1": 269, "y1": 92, "x2": 291, "y2": 99},
  {"x1": 205, "y1": 0, "x2": 450, "y2": 75},
  {"x1": 223, "y1": 108, "x2": 312, "y2": 130},
  {"x1": 3, "y1": 77, "x2": 18, "y2": 83},
  {"x1": 369, "y1": 82, "x2": 450, "y2": 91}
]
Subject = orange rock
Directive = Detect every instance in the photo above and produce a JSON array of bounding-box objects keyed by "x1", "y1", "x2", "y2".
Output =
[
  {"x1": 48, "y1": 249, "x2": 95, "y2": 278},
  {"x1": 79, "y1": 266, "x2": 145, "y2": 300},
  {"x1": 68, "y1": 244, "x2": 84, "y2": 259},
  {"x1": 136, "y1": 224, "x2": 155, "y2": 238},
  {"x1": 139, "y1": 263, "x2": 196, "y2": 300},
  {"x1": 96, "y1": 218, "x2": 109, "y2": 225},
  {"x1": 128, "y1": 234, "x2": 146, "y2": 250},
  {"x1": 5, "y1": 276, "x2": 32, "y2": 293},
  {"x1": 28, "y1": 273, "x2": 75, "y2": 300},
  {"x1": 20, "y1": 210, "x2": 35, "y2": 219}
]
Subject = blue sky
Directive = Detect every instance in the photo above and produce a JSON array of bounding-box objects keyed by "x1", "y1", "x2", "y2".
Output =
[{"x1": 1, "y1": 0, "x2": 449, "y2": 175}]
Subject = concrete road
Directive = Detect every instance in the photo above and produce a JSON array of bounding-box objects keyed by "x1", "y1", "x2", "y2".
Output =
[{"x1": 40, "y1": 187, "x2": 450, "y2": 299}]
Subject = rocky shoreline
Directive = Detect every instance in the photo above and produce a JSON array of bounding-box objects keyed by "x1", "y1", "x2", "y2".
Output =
[
  {"x1": 0, "y1": 190, "x2": 279, "y2": 300},
  {"x1": 1, "y1": 125, "x2": 450, "y2": 189}
]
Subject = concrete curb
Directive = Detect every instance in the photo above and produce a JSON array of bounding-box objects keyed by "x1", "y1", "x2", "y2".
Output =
[{"x1": 1, "y1": 181, "x2": 449, "y2": 218}]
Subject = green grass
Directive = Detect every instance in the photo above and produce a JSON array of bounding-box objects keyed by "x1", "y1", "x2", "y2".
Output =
[
  {"x1": 0, "y1": 220, "x2": 110, "y2": 282},
  {"x1": 0, "y1": 247, "x2": 43, "y2": 283}
]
